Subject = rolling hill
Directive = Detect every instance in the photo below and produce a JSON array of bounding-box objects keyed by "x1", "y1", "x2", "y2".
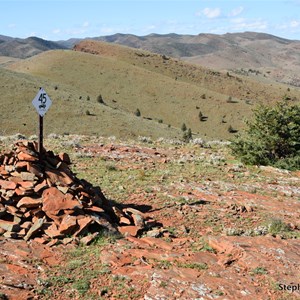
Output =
[
  {"x1": 1, "y1": 40, "x2": 300, "y2": 140},
  {"x1": 94, "y1": 32, "x2": 300, "y2": 87},
  {"x1": 2, "y1": 31, "x2": 300, "y2": 87},
  {"x1": 0, "y1": 35, "x2": 66, "y2": 59}
]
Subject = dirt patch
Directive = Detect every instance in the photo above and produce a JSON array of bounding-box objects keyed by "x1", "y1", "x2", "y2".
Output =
[{"x1": 0, "y1": 137, "x2": 299, "y2": 299}]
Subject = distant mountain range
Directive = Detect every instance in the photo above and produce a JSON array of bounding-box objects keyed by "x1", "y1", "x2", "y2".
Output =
[
  {"x1": 1, "y1": 32, "x2": 300, "y2": 86},
  {"x1": 0, "y1": 35, "x2": 66, "y2": 59}
]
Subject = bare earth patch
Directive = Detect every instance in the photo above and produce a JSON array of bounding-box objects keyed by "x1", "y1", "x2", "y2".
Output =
[{"x1": 0, "y1": 135, "x2": 299, "y2": 299}]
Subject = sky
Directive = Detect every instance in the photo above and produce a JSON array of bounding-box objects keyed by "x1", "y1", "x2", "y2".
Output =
[{"x1": 1, "y1": 0, "x2": 300, "y2": 41}]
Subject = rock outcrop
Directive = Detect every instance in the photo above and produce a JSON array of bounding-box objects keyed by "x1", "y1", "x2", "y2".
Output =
[{"x1": 0, "y1": 140, "x2": 153, "y2": 245}]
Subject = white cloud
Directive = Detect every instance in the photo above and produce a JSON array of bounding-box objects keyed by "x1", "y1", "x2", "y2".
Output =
[
  {"x1": 83, "y1": 21, "x2": 89, "y2": 28},
  {"x1": 201, "y1": 7, "x2": 221, "y2": 19},
  {"x1": 228, "y1": 6, "x2": 244, "y2": 17},
  {"x1": 230, "y1": 18, "x2": 268, "y2": 31},
  {"x1": 277, "y1": 19, "x2": 300, "y2": 30}
]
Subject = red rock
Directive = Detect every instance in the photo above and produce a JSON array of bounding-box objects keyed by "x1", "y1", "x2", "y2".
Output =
[
  {"x1": 140, "y1": 237, "x2": 173, "y2": 251},
  {"x1": 33, "y1": 237, "x2": 48, "y2": 244},
  {"x1": 6, "y1": 205, "x2": 21, "y2": 216},
  {"x1": 20, "y1": 221, "x2": 33, "y2": 230},
  {"x1": 45, "y1": 169, "x2": 73, "y2": 186},
  {"x1": 84, "y1": 205, "x2": 105, "y2": 214},
  {"x1": 113, "y1": 206, "x2": 125, "y2": 220},
  {"x1": 8, "y1": 157, "x2": 15, "y2": 165},
  {"x1": 42, "y1": 188, "x2": 81, "y2": 215},
  {"x1": 27, "y1": 163, "x2": 43, "y2": 177},
  {"x1": 124, "y1": 207, "x2": 146, "y2": 217},
  {"x1": 8, "y1": 176, "x2": 23, "y2": 183},
  {"x1": 23, "y1": 211, "x2": 31, "y2": 219},
  {"x1": 15, "y1": 187, "x2": 28, "y2": 196},
  {"x1": 120, "y1": 216, "x2": 132, "y2": 225},
  {"x1": 44, "y1": 223, "x2": 63, "y2": 238},
  {"x1": 3, "y1": 155, "x2": 10, "y2": 165},
  {"x1": 17, "y1": 196, "x2": 42, "y2": 209},
  {"x1": 46, "y1": 239, "x2": 59, "y2": 247},
  {"x1": 0, "y1": 179, "x2": 17, "y2": 190},
  {"x1": 14, "y1": 161, "x2": 28, "y2": 171},
  {"x1": 62, "y1": 237, "x2": 74, "y2": 245},
  {"x1": 58, "y1": 152, "x2": 71, "y2": 164},
  {"x1": 118, "y1": 225, "x2": 142, "y2": 237},
  {"x1": 17, "y1": 152, "x2": 38, "y2": 162},
  {"x1": 74, "y1": 216, "x2": 93, "y2": 236},
  {"x1": 34, "y1": 180, "x2": 48, "y2": 193},
  {"x1": 80, "y1": 232, "x2": 99, "y2": 245},
  {"x1": 18, "y1": 181, "x2": 35, "y2": 189},
  {"x1": 6, "y1": 263, "x2": 29, "y2": 275},
  {"x1": 59, "y1": 215, "x2": 78, "y2": 235},
  {"x1": 18, "y1": 228, "x2": 27, "y2": 236}
]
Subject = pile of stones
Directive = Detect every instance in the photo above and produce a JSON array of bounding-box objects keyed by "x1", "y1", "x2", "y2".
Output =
[{"x1": 0, "y1": 141, "x2": 153, "y2": 245}]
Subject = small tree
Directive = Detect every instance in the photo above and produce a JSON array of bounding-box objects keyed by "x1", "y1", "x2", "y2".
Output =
[
  {"x1": 183, "y1": 128, "x2": 193, "y2": 142},
  {"x1": 198, "y1": 111, "x2": 207, "y2": 122},
  {"x1": 181, "y1": 123, "x2": 187, "y2": 132},
  {"x1": 198, "y1": 111, "x2": 203, "y2": 121},
  {"x1": 97, "y1": 94, "x2": 104, "y2": 104},
  {"x1": 230, "y1": 102, "x2": 300, "y2": 170},
  {"x1": 135, "y1": 108, "x2": 141, "y2": 117},
  {"x1": 228, "y1": 125, "x2": 238, "y2": 133}
]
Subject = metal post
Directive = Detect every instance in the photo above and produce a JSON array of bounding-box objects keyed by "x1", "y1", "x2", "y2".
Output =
[{"x1": 38, "y1": 115, "x2": 43, "y2": 156}]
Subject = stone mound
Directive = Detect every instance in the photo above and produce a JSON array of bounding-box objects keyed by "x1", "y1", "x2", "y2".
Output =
[{"x1": 0, "y1": 141, "x2": 153, "y2": 245}]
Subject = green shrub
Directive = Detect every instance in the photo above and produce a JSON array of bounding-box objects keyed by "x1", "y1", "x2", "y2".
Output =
[
  {"x1": 230, "y1": 102, "x2": 300, "y2": 170},
  {"x1": 183, "y1": 128, "x2": 192, "y2": 142},
  {"x1": 135, "y1": 108, "x2": 141, "y2": 117},
  {"x1": 181, "y1": 123, "x2": 187, "y2": 132},
  {"x1": 97, "y1": 94, "x2": 104, "y2": 104}
]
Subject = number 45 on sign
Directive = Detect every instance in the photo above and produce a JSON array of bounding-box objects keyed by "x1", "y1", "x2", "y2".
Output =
[{"x1": 32, "y1": 88, "x2": 52, "y2": 117}]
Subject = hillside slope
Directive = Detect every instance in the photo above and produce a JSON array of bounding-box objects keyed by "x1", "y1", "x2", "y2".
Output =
[
  {"x1": 3, "y1": 41, "x2": 300, "y2": 140},
  {"x1": 95, "y1": 32, "x2": 300, "y2": 87},
  {"x1": 2, "y1": 31, "x2": 300, "y2": 86},
  {"x1": 0, "y1": 36, "x2": 66, "y2": 59}
]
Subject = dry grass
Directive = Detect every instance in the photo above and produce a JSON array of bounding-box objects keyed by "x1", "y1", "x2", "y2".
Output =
[{"x1": 1, "y1": 41, "x2": 300, "y2": 140}]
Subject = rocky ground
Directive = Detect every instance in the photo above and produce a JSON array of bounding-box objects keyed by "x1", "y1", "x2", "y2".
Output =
[{"x1": 0, "y1": 134, "x2": 299, "y2": 300}]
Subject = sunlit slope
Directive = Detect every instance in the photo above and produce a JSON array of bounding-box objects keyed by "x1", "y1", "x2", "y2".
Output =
[
  {"x1": 4, "y1": 41, "x2": 300, "y2": 139},
  {"x1": 0, "y1": 64, "x2": 181, "y2": 139}
]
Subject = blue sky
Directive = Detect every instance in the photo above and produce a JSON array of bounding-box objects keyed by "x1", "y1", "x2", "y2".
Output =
[{"x1": 1, "y1": 0, "x2": 300, "y2": 40}]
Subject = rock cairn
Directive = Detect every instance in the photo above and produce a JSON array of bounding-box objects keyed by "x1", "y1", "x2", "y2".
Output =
[{"x1": 0, "y1": 141, "x2": 152, "y2": 245}]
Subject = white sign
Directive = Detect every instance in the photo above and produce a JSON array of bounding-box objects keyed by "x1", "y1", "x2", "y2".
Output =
[{"x1": 32, "y1": 88, "x2": 52, "y2": 117}]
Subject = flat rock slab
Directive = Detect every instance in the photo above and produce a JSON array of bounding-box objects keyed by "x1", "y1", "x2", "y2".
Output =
[
  {"x1": 98, "y1": 234, "x2": 300, "y2": 300},
  {"x1": 0, "y1": 238, "x2": 62, "y2": 300}
]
